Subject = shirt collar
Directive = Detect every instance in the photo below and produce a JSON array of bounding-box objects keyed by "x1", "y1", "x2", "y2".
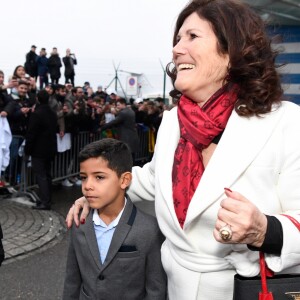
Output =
[{"x1": 93, "y1": 197, "x2": 127, "y2": 228}]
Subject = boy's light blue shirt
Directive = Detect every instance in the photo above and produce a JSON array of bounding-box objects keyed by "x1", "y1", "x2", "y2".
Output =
[{"x1": 93, "y1": 198, "x2": 127, "y2": 264}]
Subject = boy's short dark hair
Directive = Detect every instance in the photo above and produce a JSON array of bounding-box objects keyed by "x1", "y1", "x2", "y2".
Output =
[{"x1": 79, "y1": 138, "x2": 133, "y2": 177}]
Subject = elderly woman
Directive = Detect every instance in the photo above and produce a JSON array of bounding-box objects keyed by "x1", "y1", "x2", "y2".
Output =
[{"x1": 66, "y1": 0, "x2": 300, "y2": 299}]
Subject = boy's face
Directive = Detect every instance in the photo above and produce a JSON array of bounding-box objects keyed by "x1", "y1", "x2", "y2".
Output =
[{"x1": 80, "y1": 157, "x2": 131, "y2": 214}]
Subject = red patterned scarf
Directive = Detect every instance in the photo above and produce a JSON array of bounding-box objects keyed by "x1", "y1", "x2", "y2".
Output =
[{"x1": 172, "y1": 83, "x2": 239, "y2": 227}]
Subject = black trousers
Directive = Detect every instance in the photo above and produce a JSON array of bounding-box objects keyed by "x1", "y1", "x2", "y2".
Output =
[
  {"x1": 65, "y1": 75, "x2": 75, "y2": 86},
  {"x1": 39, "y1": 75, "x2": 49, "y2": 90},
  {"x1": 32, "y1": 157, "x2": 52, "y2": 208},
  {"x1": 51, "y1": 77, "x2": 60, "y2": 85}
]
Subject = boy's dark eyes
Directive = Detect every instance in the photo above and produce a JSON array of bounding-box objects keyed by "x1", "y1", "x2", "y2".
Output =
[
  {"x1": 79, "y1": 175, "x2": 105, "y2": 181},
  {"x1": 190, "y1": 33, "x2": 198, "y2": 39}
]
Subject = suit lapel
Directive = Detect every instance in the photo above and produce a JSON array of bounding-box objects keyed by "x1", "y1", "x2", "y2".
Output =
[
  {"x1": 184, "y1": 106, "x2": 285, "y2": 228},
  {"x1": 82, "y1": 210, "x2": 103, "y2": 270},
  {"x1": 100, "y1": 198, "x2": 135, "y2": 271}
]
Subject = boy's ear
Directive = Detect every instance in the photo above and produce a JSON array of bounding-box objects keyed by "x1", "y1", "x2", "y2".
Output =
[{"x1": 120, "y1": 172, "x2": 132, "y2": 189}]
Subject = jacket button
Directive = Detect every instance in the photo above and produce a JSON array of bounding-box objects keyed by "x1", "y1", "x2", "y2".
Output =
[{"x1": 98, "y1": 275, "x2": 105, "y2": 280}]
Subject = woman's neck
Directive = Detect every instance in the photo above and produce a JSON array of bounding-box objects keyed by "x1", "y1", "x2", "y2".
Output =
[{"x1": 186, "y1": 81, "x2": 226, "y2": 107}]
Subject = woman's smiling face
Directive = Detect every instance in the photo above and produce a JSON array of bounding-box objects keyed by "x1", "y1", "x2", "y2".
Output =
[{"x1": 173, "y1": 12, "x2": 229, "y2": 105}]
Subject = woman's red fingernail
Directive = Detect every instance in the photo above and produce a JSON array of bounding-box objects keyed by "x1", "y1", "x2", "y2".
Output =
[
  {"x1": 224, "y1": 187, "x2": 232, "y2": 192},
  {"x1": 80, "y1": 219, "x2": 85, "y2": 225}
]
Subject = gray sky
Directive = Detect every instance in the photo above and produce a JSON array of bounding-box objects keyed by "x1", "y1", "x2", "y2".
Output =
[{"x1": 0, "y1": 0, "x2": 188, "y2": 98}]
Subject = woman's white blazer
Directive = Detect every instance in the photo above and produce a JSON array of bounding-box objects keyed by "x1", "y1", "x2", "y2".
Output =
[{"x1": 128, "y1": 101, "x2": 300, "y2": 300}]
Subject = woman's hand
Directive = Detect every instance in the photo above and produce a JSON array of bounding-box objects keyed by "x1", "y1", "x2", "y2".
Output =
[
  {"x1": 65, "y1": 196, "x2": 90, "y2": 228},
  {"x1": 214, "y1": 189, "x2": 268, "y2": 247}
]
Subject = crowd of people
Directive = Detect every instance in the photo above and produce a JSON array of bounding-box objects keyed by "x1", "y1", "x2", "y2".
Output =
[{"x1": 0, "y1": 52, "x2": 172, "y2": 191}]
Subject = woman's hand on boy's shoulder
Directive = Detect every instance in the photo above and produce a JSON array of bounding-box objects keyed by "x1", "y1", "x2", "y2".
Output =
[{"x1": 65, "y1": 196, "x2": 90, "y2": 229}]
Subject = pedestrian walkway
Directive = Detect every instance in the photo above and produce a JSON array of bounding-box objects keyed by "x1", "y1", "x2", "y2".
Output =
[{"x1": 0, "y1": 197, "x2": 66, "y2": 265}]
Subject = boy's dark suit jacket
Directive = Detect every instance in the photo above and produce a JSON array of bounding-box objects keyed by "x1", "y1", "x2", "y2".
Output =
[{"x1": 63, "y1": 197, "x2": 167, "y2": 300}]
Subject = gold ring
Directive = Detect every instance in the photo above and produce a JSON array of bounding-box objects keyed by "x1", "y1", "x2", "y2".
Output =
[{"x1": 219, "y1": 225, "x2": 232, "y2": 241}]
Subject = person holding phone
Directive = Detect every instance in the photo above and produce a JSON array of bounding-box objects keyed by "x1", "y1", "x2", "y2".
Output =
[{"x1": 63, "y1": 48, "x2": 77, "y2": 86}]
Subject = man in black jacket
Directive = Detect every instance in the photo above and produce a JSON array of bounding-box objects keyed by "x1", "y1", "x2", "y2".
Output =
[
  {"x1": 25, "y1": 45, "x2": 38, "y2": 79},
  {"x1": 48, "y1": 47, "x2": 62, "y2": 85},
  {"x1": 63, "y1": 49, "x2": 77, "y2": 86},
  {"x1": 25, "y1": 90, "x2": 58, "y2": 210}
]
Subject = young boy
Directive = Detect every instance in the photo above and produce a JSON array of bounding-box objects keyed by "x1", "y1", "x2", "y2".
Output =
[{"x1": 63, "y1": 138, "x2": 167, "y2": 300}]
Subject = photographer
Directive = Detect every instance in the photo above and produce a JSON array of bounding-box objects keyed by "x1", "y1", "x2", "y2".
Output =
[
  {"x1": 8, "y1": 65, "x2": 36, "y2": 96},
  {"x1": 63, "y1": 49, "x2": 77, "y2": 86},
  {"x1": 72, "y1": 87, "x2": 92, "y2": 133},
  {"x1": 3, "y1": 80, "x2": 35, "y2": 184}
]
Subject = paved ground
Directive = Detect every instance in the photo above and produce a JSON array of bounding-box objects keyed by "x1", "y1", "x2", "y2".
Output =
[
  {"x1": 1, "y1": 199, "x2": 65, "y2": 264},
  {"x1": 0, "y1": 184, "x2": 83, "y2": 300},
  {"x1": 0, "y1": 183, "x2": 155, "y2": 300}
]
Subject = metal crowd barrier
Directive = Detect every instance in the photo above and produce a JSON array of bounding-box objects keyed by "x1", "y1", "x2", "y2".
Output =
[{"x1": 4, "y1": 126, "x2": 153, "y2": 201}]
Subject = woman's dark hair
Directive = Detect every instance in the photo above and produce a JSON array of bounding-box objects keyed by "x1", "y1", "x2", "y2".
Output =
[
  {"x1": 78, "y1": 138, "x2": 133, "y2": 177},
  {"x1": 167, "y1": 0, "x2": 283, "y2": 117},
  {"x1": 13, "y1": 65, "x2": 25, "y2": 79}
]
